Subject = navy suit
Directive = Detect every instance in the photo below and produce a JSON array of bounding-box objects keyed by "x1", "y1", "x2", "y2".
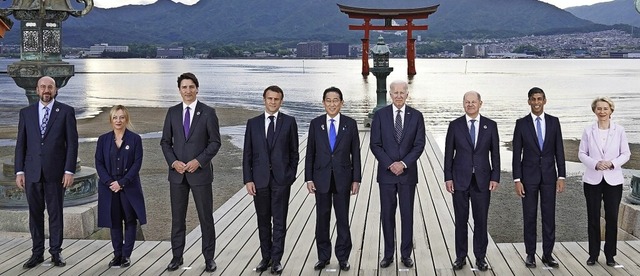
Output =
[
  {"x1": 512, "y1": 113, "x2": 565, "y2": 256},
  {"x1": 243, "y1": 112, "x2": 299, "y2": 262},
  {"x1": 95, "y1": 129, "x2": 147, "y2": 258},
  {"x1": 370, "y1": 105, "x2": 425, "y2": 259},
  {"x1": 444, "y1": 115, "x2": 500, "y2": 260},
  {"x1": 14, "y1": 100, "x2": 78, "y2": 256},
  {"x1": 160, "y1": 100, "x2": 221, "y2": 260},
  {"x1": 304, "y1": 114, "x2": 361, "y2": 262}
]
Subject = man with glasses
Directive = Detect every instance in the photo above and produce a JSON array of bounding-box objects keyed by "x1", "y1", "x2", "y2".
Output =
[
  {"x1": 305, "y1": 87, "x2": 361, "y2": 271},
  {"x1": 370, "y1": 80, "x2": 425, "y2": 269}
]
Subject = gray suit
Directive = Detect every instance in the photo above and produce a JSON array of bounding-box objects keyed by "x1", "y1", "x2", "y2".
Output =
[{"x1": 160, "y1": 100, "x2": 221, "y2": 260}]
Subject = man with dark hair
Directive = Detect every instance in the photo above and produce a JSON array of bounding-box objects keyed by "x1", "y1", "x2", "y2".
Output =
[
  {"x1": 512, "y1": 87, "x2": 565, "y2": 268},
  {"x1": 161, "y1": 72, "x2": 221, "y2": 273},
  {"x1": 15, "y1": 76, "x2": 79, "y2": 269},
  {"x1": 243, "y1": 85, "x2": 299, "y2": 274},
  {"x1": 305, "y1": 87, "x2": 361, "y2": 271}
]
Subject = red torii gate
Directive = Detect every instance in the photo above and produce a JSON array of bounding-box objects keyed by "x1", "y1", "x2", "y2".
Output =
[{"x1": 337, "y1": 4, "x2": 439, "y2": 76}]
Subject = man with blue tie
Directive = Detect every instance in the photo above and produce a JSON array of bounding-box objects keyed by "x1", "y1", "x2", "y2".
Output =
[
  {"x1": 444, "y1": 91, "x2": 500, "y2": 271},
  {"x1": 512, "y1": 87, "x2": 565, "y2": 268},
  {"x1": 370, "y1": 80, "x2": 425, "y2": 269},
  {"x1": 243, "y1": 85, "x2": 299, "y2": 274},
  {"x1": 15, "y1": 76, "x2": 79, "y2": 269},
  {"x1": 160, "y1": 72, "x2": 221, "y2": 273},
  {"x1": 305, "y1": 87, "x2": 361, "y2": 272}
]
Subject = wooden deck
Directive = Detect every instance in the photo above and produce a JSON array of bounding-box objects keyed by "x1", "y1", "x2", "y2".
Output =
[{"x1": 2, "y1": 130, "x2": 640, "y2": 275}]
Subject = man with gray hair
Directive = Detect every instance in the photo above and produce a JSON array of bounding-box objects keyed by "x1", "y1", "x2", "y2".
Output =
[{"x1": 444, "y1": 91, "x2": 500, "y2": 271}]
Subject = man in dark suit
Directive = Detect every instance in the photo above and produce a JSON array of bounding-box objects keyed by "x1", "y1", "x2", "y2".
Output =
[
  {"x1": 444, "y1": 91, "x2": 500, "y2": 271},
  {"x1": 243, "y1": 85, "x2": 299, "y2": 274},
  {"x1": 512, "y1": 87, "x2": 565, "y2": 268},
  {"x1": 305, "y1": 87, "x2": 361, "y2": 272},
  {"x1": 160, "y1": 72, "x2": 221, "y2": 273},
  {"x1": 15, "y1": 76, "x2": 79, "y2": 269},
  {"x1": 370, "y1": 80, "x2": 425, "y2": 269}
]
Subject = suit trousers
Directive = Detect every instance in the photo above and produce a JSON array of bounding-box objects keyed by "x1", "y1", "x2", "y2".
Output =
[
  {"x1": 315, "y1": 174, "x2": 352, "y2": 262},
  {"x1": 584, "y1": 180, "x2": 622, "y2": 258},
  {"x1": 25, "y1": 178, "x2": 65, "y2": 256},
  {"x1": 521, "y1": 179, "x2": 556, "y2": 256},
  {"x1": 110, "y1": 191, "x2": 138, "y2": 257},
  {"x1": 170, "y1": 178, "x2": 216, "y2": 260},
  {"x1": 452, "y1": 174, "x2": 490, "y2": 259},
  {"x1": 254, "y1": 176, "x2": 291, "y2": 262},
  {"x1": 379, "y1": 182, "x2": 416, "y2": 259}
]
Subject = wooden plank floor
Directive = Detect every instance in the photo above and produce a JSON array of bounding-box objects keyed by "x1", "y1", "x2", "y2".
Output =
[{"x1": 2, "y1": 130, "x2": 639, "y2": 275}]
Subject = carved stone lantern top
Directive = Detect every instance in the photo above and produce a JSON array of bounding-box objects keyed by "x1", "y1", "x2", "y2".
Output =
[{"x1": 2, "y1": 0, "x2": 93, "y2": 18}]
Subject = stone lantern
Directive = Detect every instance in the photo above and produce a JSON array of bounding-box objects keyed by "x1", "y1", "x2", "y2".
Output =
[
  {"x1": 0, "y1": 0, "x2": 97, "y2": 211},
  {"x1": 365, "y1": 36, "x2": 394, "y2": 127}
]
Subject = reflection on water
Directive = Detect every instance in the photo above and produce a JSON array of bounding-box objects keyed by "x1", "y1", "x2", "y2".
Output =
[{"x1": 1, "y1": 58, "x2": 639, "y2": 147}]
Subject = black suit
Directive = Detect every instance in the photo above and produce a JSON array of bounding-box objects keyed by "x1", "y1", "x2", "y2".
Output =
[
  {"x1": 304, "y1": 114, "x2": 361, "y2": 262},
  {"x1": 370, "y1": 104, "x2": 425, "y2": 259},
  {"x1": 160, "y1": 100, "x2": 221, "y2": 260},
  {"x1": 243, "y1": 112, "x2": 299, "y2": 262},
  {"x1": 444, "y1": 115, "x2": 500, "y2": 260},
  {"x1": 512, "y1": 113, "x2": 565, "y2": 256},
  {"x1": 14, "y1": 100, "x2": 78, "y2": 256}
]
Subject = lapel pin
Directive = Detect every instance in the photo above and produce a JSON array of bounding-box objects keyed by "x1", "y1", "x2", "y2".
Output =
[
  {"x1": 196, "y1": 111, "x2": 201, "y2": 115},
  {"x1": 321, "y1": 125, "x2": 325, "y2": 131},
  {"x1": 483, "y1": 125, "x2": 487, "y2": 129},
  {"x1": 125, "y1": 145, "x2": 130, "y2": 150},
  {"x1": 55, "y1": 108, "x2": 60, "y2": 112}
]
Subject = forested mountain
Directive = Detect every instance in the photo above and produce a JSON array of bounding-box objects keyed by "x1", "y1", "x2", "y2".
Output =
[{"x1": 566, "y1": 0, "x2": 640, "y2": 28}]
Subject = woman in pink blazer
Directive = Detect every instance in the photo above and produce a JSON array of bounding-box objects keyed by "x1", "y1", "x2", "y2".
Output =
[{"x1": 578, "y1": 97, "x2": 630, "y2": 267}]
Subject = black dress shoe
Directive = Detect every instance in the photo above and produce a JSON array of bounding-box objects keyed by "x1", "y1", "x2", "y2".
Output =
[
  {"x1": 476, "y1": 259, "x2": 489, "y2": 271},
  {"x1": 204, "y1": 259, "x2": 217, "y2": 272},
  {"x1": 606, "y1": 256, "x2": 616, "y2": 267},
  {"x1": 51, "y1": 253, "x2": 66, "y2": 267},
  {"x1": 525, "y1": 254, "x2": 536, "y2": 268},
  {"x1": 541, "y1": 255, "x2": 559, "y2": 268},
  {"x1": 121, "y1": 257, "x2": 131, "y2": 267},
  {"x1": 313, "y1": 260, "x2": 329, "y2": 270},
  {"x1": 109, "y1": 256, "x2": 122, "y2": 267},
  {"x1": 586, "y1": 256, "x2": 597, "y2": 266},
  {"x1": 452, "y1": 258, "x2": 466, "y2": 270},
  {"x1": 380, "y1": 258, "x2": 393, "y2": 268},
  {"x1": 401, "y1": 257, "x2": 414, "y2": 268},
  {"x1": 255, "y1": 259, "x2": 271, "y2": 272},
  {"x1": 339, "y1": 261, "x2": 350, "y2": 271},
  {"x1": 271, "y1": 261, "x2": 283, "y2": 274},
  {"x1": 166, "y1": 257, "x2": 183, "y2": 271},
  {"x1": 23, "y1": 255, "x2": 44, "y2": 269}
]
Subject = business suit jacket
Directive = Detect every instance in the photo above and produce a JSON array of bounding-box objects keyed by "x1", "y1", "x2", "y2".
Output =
[
  {"x1": 95, "y1": 129, "x2": 147, "y2": 228},
  {"x1": 304, "y1": 114, "x2": 361, "y2": 193},
  {"x1": 512, "y1": 113, "x2": 566, "y2": 185},
  {"x1": 444, "y1": 115, "x2": 500, "y2": 190},
  {"x1": 15, "y1": 101, "x2": 79, "y2": 183},
  {"x1": 370, "y1": 105, "x2": 425, "y2": 184},
  {"x1": 160, "y1": 101, "x2": 221, "y2": 184},
  {"x1": 243, "y1": 112, "x2": 299, "y2": 187},
  {"x1": 578, "y1": 121, "x2": 630, "y2": 185}
]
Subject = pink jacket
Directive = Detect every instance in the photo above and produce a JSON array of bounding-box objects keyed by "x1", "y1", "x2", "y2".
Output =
[{"x1": 578, "y1": 121, "x2": 630, "y2": 185}]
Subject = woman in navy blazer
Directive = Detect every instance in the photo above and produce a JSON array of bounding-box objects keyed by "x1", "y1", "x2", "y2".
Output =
[
  {"x1": 95, "y1": 105, "x2": 147, "y2": 268},
  {"x1": 579, "y1": 97, "x2": 630, "y2": 267}
]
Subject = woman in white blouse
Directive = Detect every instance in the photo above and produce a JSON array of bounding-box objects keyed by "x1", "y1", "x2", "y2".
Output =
[{"x1": 579, "y1": 97, "x2": 631, "y2": 267}]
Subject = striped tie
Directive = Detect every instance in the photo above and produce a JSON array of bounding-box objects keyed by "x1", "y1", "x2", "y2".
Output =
[
  {"x1": 394, "y1": 110, "x2": 402, "y2": 143},
  {"x1": 40, "y1": 106, "x2": 50, "y2": 138}
]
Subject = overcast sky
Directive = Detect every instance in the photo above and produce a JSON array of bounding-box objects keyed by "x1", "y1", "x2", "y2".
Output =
[{"x1": 95, "y1": 0, "x2": 614, "y2": 9}]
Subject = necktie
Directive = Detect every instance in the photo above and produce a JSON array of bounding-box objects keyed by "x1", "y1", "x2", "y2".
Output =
[
  {"x1": 41, "y1": 106, "x2": 50, "y2": 138},
  {"x1": 394, "y1": 110, "x2": 402, "y2": 143},
  {"x1": 267, "y1": 115, "x2": 275, "y2": 146},
  {"x1": 536, "y1": 116, "x2": 544, "y2": 150},
  {"x1": 183, "y1": 106, "x2": 190, "y2": 138},
  {"x1": 329, "y1": 118, "x2": 336, "y2": 152},
  {"x1": 469, "y1": 119, "x2": 476, "y2": 148}
]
